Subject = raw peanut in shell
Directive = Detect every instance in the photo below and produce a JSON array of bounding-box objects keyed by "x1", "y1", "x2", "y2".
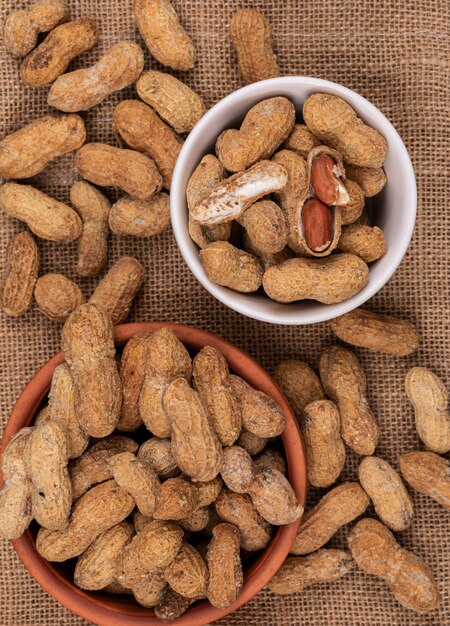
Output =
[
  {"x1": 200, "y1": 241, "x2": 263, "y2": 293},
  {"x1": 0, "y1": 428, "x2": 33, "y2": 539},
  {"x1": 220, "y1": 445, "x2": 255, "y2": 493},
  {"x1": 114, "y1": 99, "x2": 182, "y2": 190},
  {"x1": 236, "y1": 429, "x2": 267, "y2": 456},
  {"x1": 89, "y1": 257, "x2": 144, "y2": 325},
  {"x1": 153, "y1": 476, "x2": 198, "y2": 520},
  {"x1": 319, "y1": 346, "x2": 378, "y2": 456},
  {"x1": 136, "y1": 70, "x2": 206, "y2": 133},
  {"x1": 193, "y1": 346, "x2": 242, "y2": 446},
  {"x1": 24, "y1": 420, "x2": 72, "y2": 531},
  {"x1": 291, "y1": 482, "x2": 369, "y2": 555},
  {"x1": 139, "y1": 327, "x2": 192, "y2": 437},
  {"x1": 3, "y1": 0, "x2": 69, "y2": 57},
  {"x1": 118, "y1": 520, "x2": 183, "y2": 587},
  {"x1": 162, "y1": 378, "x2": 223, "y2": 482},
  {"x1": 273, "y1": 360, "x2": 325, "y2": 418},
  {"x1": 330, "y1": 308, "x2": 421, "y2": 356},
  {"x1": 36, "y1": 480, "x2": 135, "y2": 561},
  {"x1": 110, "y1": 452, "x2": 160, "y2": 517},
  {"x1": 254, "y1": 448, "x2": 287, "y2": 475},
  {"x1": 230, "y1": 9, "x2": 279, "y2": 84},
  {"x1": 74, "y1": 521, "x2": 134, "y2": 590},
  {"x1": 405, "y1": 367, "x2": 450, "y2": 454},
  {"x1": 0, "y1": 115, "x2": 86, "y2": 180},
  {"x1": 34, "y1": 273, "x2": 84, "y2": 322},
  {"x1": 20, "y1": 18, "x2": 98, "y2": 87},
  {"x1": 399, "y1": 451, "x2": 450, "y2": 509},
  {"x1": 134, "y1": 0, "x2": 196, "y2": 71},
  {"x1": 338, "y1": 224, "x2": 387, "y2": 262},
  {"x1": 0, "y1": 183, "x2": 82, "y2": 242},
  {"x1": 132, "y1": 572, "x2": 167, "y2": 608},
  {"x1": 164, "y1": 542, "x2": 208, "y2": 599},
  {"x1": 207, "y1": 523, "x2": 243, "y2": 609},
  {"x1": 155, "y1": 587, "x2": 192, "y2": 621},
  {"x1": 340, "y1": 179, "x2": 365, "y2": 225},
  {"x1": 109, "y1": 193, "x2": 170, "y2": 238},
  {"x1": 269, "y1": 549, "x2": 354, "y2": 595},
  {"x1": 75, "y1": 143, "x2": 162, "y2": 201},
  {"x1": 263, "y1": 254, "x2": 369, "y2": 304},
  {"x1": 229, "y1": 375, "x2": 285, "y2": 438},
  {"x1": 61, "y1": 303, "x2": 122, "y2": 438},
  {"x1": 180, "y1": 507, "x2": 210, "y2": 532},
  {"x1": 215, "y1": 489, "x2": 272, "y2": 552},
  {"x1": 238, "y1": 200, "x2": 288, "y2": 255},
  {"x1": 195, "y1": 476, "x2": 223, "y2": 508},
  {"x1": 0, "y1": 231, "x2": 39, "y2": 317},
  {"x1": 359, "y1": 456, "x2": 413, "y2": 531},
  {"x1": 302, "y1": 400, "x2": 346, "y2": 488},
  {"x1": 138, "y1": 438, "x2": 179, "y2": 478},
  {"x1": 70, "y1": 181, "x2": 110, "y2": 277},
  {"x1": 346, "y1": 165, "x2": 387, "y2": 197},
  {"x1": 70, "y1": 436, "x2": 138, "y2": 500},
  {"x1": 118, "y1": 332, "x2": 152, "y2": 432},
  {"x1": 248, "y1": 467, "x2": 303, "y2": 525},
  {"x1": 48, "y1": 41, "x2": 144, "y2": 112},
  {"x1": 348, "y1": 518, "x2": 439, "y2": 614},
  {"x1": 303, "y1": 94, "x2": 388, "y2": 168},
  {"x1": 283, "y1": 123, "x2": 321, "y2": 158},
  {"x1": 216, "y1": 97, "x2": 295, "y2": 172},
  {"x1": 46, "y1": 363, "x2": 89, "y2": 458}
]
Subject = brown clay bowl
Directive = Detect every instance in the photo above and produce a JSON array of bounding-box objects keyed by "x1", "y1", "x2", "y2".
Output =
[{"x1": 0, "y1": 322, "x2": 307, "y2": 626}]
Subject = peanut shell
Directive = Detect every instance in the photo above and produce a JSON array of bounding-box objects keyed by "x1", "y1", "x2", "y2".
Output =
[
  {"x1": 207, "y1": 523, "x2": 243, "y2": 609},
  {"x1": 215, "y1": 489, "x2": 271, "y2": 551},
  {"x1": 0, "y1": 231, "x2": 39, "y2": 317},
  {"x1": 248, "y1": 467, "x2": 303, "y2": 525},
  {"x1": 399, "y1": 451, "x2": 450, "y2": 509},
  {"x1": 200, "y1": 241, "x2": 263, "y2": 293},
  {"x1": 110, "y1": 452, "x2": 160, "y2": 517},
  {"x1": 346, "y1": 165, "x2": 387, "y2": 197},
  {"x1": 338, "y1": 224, "x2": 387, "y2": 262},
  {"x1": 164, "y1": 542, "x2": 208, "y2": 599},
  {"x1": 153, "y1": 476, "x2": 198, "y2": 520},
  {"x1": 34, "y1": 273, "x2": 84, "y2": 322},
  {"x1": 118, "y1": 332, "x2": 152, "y2": 432},
  {"x1": 132, "y1": 572, "x2": 167, "y2": 608},
  {"x1": 229, "y1": 375, "x2": 286, "y2": 437},
  {"x1": 138, "y1": 438, "x2": 179, "y2": 479},
  {"x1": 109, "y1": 193, "x2": 171, "y2": 238},
  {"x1": 283, "y1": 123, "x2": 321, "y2": 158},
  {"x1": 273, "y1": 360, "x2": 325, "y2": 418}
]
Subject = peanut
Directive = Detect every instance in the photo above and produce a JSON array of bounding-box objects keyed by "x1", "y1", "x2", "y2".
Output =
[
  {"x1": 291, "y1": 482, "x2": 369, "y2": 555},
  {"x1": 338, "y1": 224, "x2": 387, "y2": 262},
  {"x1": 155, "y1": 587, "x2": 192, "y2": 621},
  {"x1": 405, "y1": 367, "x2": 450, "y2": 453},
  {"x1": 134, "y1": 0, "x2": 196, "y2": 71},
  {"x1": 301, "y1": 197, "x2": 334, "y2": 252},
  {"x1": 319, "y1": 346, "x2": 379, "y2": 455},
  {"x1": 136, "y1": 70, "x2": 206, "y2": 133},
  {"x1": 195, "y1": 477, "x2": 223, "y2": 507},
  {"x1": 215, "y1": 489, "x2": 272, "y2": 551},
  {"x1": 283, "y1": 123, "x2": 320, "y2": 158},
  {"x1": 268, "y1": 549, "x2": 354, "y2": 594},
  {"x1": 0, "y1": 231, "x2": 39, "y2": 317},
  {"x1": 164, "y1": 542, "x2": 208, "y2": 599},
  {"x1": 207, "y1": 523, "x2": 243, "y2": 609},
  {"x1": 248, "y1": 467, "x2": 303, "y2": 525},
  {"x1": 153, "y1": 476, "x2": 198, "y2": 520},
  {"x1": 273, "y1": 360, "x2": 325, "y2": 418},
  {"x1": 4, "y1": 0, "x2": 68, "y2": 57},
  {"x1": 302, "y1": 400, "x2": 345, "y2": 488},
  {"x1": 132, "y1": 572, "x2": 167, "y2": 607},
  {"x1": 48, "y1": 41, "x2": 144, "y2": 112},
  {"x1": 193, "y1": 346, "x2": 242, "y2": 446},
  {"x1": 263, "y1": 254, "x2": 369, "y2": 304},
  {"x1": 70, "y1": 181, "x2": 110, "y2": 277},
  {"x1": 75, "y1": 143, "x2": 162, "y2": 201},
  {"x1": 139, "y1": 327, "x2": 192, "y2": 437},
  {"x1": 220, "y1": 445, "x2": 255, "y2": 493},
  {"x1": 180, "y1": 507, "x2": 210, "y2": 532},
  {"x1": 138, "y1": 438, "x2": 179, "y2": 479},
  {"x1": 70, "y1": 436, "x2": 138, "y2": 500},
  {"x1": 20, "y1": 18, "x2": 98, "y2": 87},
  {"x1": 230, "y1": 9, "x2": 279, "y2": 84},
  {"x1": 216, "y1": 97, "x2": 295, "y2": 172},
  {"x1": 310, "y1": 153, "x2": 350, "y2": 207},
  {"x1": 238, "y1": 200, "x2": 288, "y2": 255},
  {"x1": 34, "y1": 273, "x2": 84, "y2": 322},
  {"x1": 200, "y1": 241, "x2": 263, "y2": 293},
  {"x1": 24, "y1": 420, "x2": 72, "y2": 530},
  {"x1": 0, "y1": 115, "x2": 85, "y2": 180},
  {"x1": 110, "y1": 452, "x2": 160, "y2": 517},
  {"x1": 0, "y1": 183, "x2": 82, "y2": 242},
  {"x1": 0, "y1": 428, "x2": 33, "y2": 539},
  {"x1": 254, "y1": 448, "x2": 287, "y2": 475},
  {"x1": 36, "y1": 480, "x2": 135, "y2": 561},
  {"x1": 229, "y1": 374, "x2": 285, "y2": 437},
  {"x1": 61, "y1": 303, "x2": 122, "y2": 438},
  {"x1": 303, "y1": 94, "x2": 387, "y2": 168},
  {"x1": 74, "y1": 521, "x2": 134, "y2": 590},
  {"x1": 162, "y1": 377, "x2": 223, "y2": 482},
  {"x1": 236, "y1": 428, "x2": 267, "y2": 456},
  {"x1": 114, "y1": 99, "x2": 182, "y2": 189},
  {"x1": 118, "y1": 332, "x2": 152, "y2": 432},
  {"x1": 340, "y1": 179, "x2": 365, "y2": 225},
  {"x1": 399, "y1": 451, "x2": 450, "y2": 509},
  {"x1": 89, "y1": 257, "x2": 145, "y2": 325},
  {"x1": 109, "y1": 193, "x2": 170, "y2": 238},
  {"x1": 346, "y1": 165, "x2": 387, "y2": 197},
  {"x1": 330, "y1": 308, "x2": 421, "y2": 356},
  {"x1": 358, "y1": 456, "x2": 414, "y2": 531},
  {"x1": 348, "y1": 518, "x2": 439, "y2": 613}
]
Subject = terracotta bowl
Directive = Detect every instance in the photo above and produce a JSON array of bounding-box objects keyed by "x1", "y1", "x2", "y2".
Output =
[{"x1": 0, "y1": 322, "x2": 306, "y2": 626}]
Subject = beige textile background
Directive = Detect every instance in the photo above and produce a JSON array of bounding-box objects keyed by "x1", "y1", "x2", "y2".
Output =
[{"x1": 0, "y1": 0, "x2": 449, "y2": 624}]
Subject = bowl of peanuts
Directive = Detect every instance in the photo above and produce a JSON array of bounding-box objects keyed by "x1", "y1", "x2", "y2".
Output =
[
  {"x1": 171, "y1": 76, "x2": 417, "y2": 325},
  {"x1": 0, "y1": 315, "x2": 306, "y2": 626}
]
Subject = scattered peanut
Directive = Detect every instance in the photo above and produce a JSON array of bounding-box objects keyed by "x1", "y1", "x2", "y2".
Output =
[
  {"x1": 34, "y1": 273, "x2": 84, "y2": 322},
  {"x1": 109, "y1": 193, "x2": 171, "y2": 238},
  {"x1": 399, "y1": 451, "x2": 450, "y2": 509},
  {"x1": 0, "y1": 231, "x2": 39, "y2": 317}
]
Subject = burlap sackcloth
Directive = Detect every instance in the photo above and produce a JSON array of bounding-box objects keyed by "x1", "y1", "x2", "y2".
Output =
[{"x1": 0, "y1": 0, "x2": 449, "y2": 624}]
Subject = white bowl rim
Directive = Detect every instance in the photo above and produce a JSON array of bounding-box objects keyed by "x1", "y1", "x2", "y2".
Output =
[{"x1": 171, "y1": 76, "x2": 417, "y2": 325}]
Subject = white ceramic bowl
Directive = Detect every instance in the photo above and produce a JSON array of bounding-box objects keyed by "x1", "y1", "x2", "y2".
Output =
[{"x1": 170, "y1": 76, "x2": 417, "y2": 325}]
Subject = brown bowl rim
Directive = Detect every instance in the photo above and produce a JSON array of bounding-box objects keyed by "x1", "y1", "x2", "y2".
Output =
[{"x1": 0, "y1": 321, "x2": 307, "y2": 626}]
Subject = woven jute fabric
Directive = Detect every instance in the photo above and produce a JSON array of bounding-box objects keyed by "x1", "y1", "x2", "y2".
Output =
[{"x1": 0, "y1": 0, "x2": 449, "y2": 624}]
